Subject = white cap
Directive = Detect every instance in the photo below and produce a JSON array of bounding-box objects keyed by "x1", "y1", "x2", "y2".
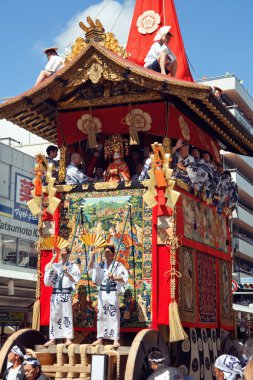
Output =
[{"x1": 153, "y1": 26, "x2": 174, "y2": 41}]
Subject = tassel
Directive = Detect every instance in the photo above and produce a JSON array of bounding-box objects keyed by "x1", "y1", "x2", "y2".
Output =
[
  {"x1": 169, "y1": 301, "x2": 188, "y2": 342},
  {"x1": 32, "y1": 299, "x2": 40, "y2": 330},
  {"x1": 87, "y1": 129, "x2": 98, "y2": 149},
  {"x1": 129, "y1": 125, "x2": 140, "y2": 145}
]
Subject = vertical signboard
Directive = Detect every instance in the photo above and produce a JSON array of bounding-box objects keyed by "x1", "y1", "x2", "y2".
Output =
[{"x1": 14, "y1": 173, "x2": 38, "y2": 225}]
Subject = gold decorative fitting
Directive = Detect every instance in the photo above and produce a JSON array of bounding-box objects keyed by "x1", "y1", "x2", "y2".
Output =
[
  {"x1": 93, "y1": 181, "x2": 119, "y2": 190},
  {"x1": 89, "y1": 63, "x2": 104, "y2": 84},
  {"x1": 59, "y1": 146, "x2": 67, "y2": 183}
]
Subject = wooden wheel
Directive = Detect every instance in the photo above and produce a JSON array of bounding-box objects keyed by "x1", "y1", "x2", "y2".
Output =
[
  {"x1": 124, "y1": 329, "x2": 169, "y2": 380},
  {"x1": 0, "y1": 328, "x2": 46, "y2": 378}
]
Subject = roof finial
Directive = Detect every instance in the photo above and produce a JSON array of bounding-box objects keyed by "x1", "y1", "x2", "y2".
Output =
[{"x1": 79, "y1": 17, "x2": 105, "y2": 43}]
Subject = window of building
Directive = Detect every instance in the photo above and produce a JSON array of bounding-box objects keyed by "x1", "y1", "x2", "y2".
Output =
[
  {"x1": 0, "y1": 162, "x2": 10, "y2": 198},
  {"x1": 0, "y1": 235, "x2": 18, "y2": 265},
  {"x1": 18, "y1": 239, "x2": 30, "y2": 267},
  {"x1": 29, "y1": 241, "x2": 38, "y2": 269},
  {"x1": 0, "y1": 234, "x2": 37, "y2": 269}
]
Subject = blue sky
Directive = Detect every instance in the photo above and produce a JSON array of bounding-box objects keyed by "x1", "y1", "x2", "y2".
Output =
[{"x1": 0, "y1": 0, "x2": 252, "y2": 97}]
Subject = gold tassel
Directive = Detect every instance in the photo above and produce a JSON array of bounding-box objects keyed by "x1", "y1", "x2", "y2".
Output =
[
  {"x1": 169, "y1": 301, "x2": 188, "y2": 342},
  {"x1": 129, "y1": 125, "x2": 140, "y2": 145},
  {"x1": 32, "y1": 299, "x2": 40, "y2": 330}
]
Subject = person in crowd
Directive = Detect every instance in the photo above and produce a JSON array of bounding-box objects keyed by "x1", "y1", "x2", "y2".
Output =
[
  {"x1": 35, "y1": 47, "x2": 64, "y2": 86},
  {"x1": 128, "y1": 150, "x2": 142, "y2": 177},
  {"x1": 144, "y1": 26, "x2": 177, "y2": 77},
  {"x1": 44, "y1": 247, "x2": 80, "y2": 347},
  {"x1": 213, "y1": 86, "x2": 223, "y2": 100},
  {"x1": 191, "y1": 147, "x2": 209, "y2": 198},
  {"x1": 93, "y1": 167, "x2": 104, "y2": 182},
  {"x1": 243, "y1": 339, "x2": 253, "y2": 380},
  {"x1": 88, "y1": 245, "x2": 128, "y2": 348},
  {"x1": 139, "y1": 148, "x2": 152, "y2": 181},
  {"x1": 190, "y1": 147, "x2": 201, "y2": 163},
  {"x1": 214, "y1": 354, "x2": 242, "y2": 380},
  {"x1": 46, "y1": 145, "x2": 58, "y2": 166},
  {"x1": 23, "y1": 358, "x2": 50, "y2": 380},
  {"x1": 132, "y1": 162, "x2": 144, "y2": 180},
  {"x1": 224, "y1": 171, "x2": 239, "y2": 210},
  {"x1": 172, "y1": 139, "x2": 197, "y2": 191},
  {"x1": 3, "y1": 345, "x2": 26, "y2": 380},
  {"x1": 147, "y1": 351, "x2": 180, "y2": 380},
  {"x1": 66, "y1": 152, "x2": 93, "y2": 184}
]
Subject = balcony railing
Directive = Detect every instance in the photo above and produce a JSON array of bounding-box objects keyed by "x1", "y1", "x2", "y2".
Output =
[{"x1": 227, "y1": 106, "x2": 253, "y2": 135}]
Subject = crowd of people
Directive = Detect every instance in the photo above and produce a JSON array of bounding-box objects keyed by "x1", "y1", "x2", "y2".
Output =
[
  {"x1": 43, "y1": 139, "x2": 238, "y2": 213},
  {"x1": 5, "y1": 340, "x2": 253, "y2": 380},
  {"x1": 3, "y1": 345, "x2": 49, "y2": 380}
]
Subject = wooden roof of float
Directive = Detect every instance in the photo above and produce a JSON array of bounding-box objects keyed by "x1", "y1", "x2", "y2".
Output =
[{"x1": 0, "y1": 31, "x2": 253, "y2": 155}]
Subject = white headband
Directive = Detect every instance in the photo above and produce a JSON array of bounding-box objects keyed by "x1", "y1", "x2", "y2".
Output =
[
  {"x1": 11, "y1": 346, "x2": 24, "y2": 358},
  {"x1": 23, "y1": 358, "x2": 40, "y2": 367},
  {"x1": 149, "y1": 358, "x2": 164, "y2": 363}
]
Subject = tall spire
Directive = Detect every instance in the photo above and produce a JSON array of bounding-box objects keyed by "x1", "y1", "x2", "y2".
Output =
[{"x1": 126, "y1": 0, "x2": 193, "y2": 81}]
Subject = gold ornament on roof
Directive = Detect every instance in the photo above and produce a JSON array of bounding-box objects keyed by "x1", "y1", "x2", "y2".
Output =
[{"x1": 65, "y1": 17, "x2": 128, "y2": 63}]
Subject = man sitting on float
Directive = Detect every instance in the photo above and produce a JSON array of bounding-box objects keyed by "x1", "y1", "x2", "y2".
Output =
[
  {"x1": 172, "y1": 138, "x2": 197, "y2": 191},
  {"x1": 104, "y1": 135, "x2": 131, "y2": 182},
  {"x1": 66, "y1": 152, "x2": 94, "y2": 184},
  {"x1": 35, "y1": 47, "x2": 64, "y2": 86},
  {"x1": 144, "y1": 26, "x2": 177, "y2": 77}
]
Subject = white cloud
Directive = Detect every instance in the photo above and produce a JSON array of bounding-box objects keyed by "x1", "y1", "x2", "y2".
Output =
[{"x1": 54, "y1": 0, "x2": 135, "y2": 55}]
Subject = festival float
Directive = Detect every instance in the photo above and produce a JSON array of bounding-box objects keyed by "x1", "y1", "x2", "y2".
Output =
[{"x1": 0, "y1": 1, "x2": 253, "y2": 379}]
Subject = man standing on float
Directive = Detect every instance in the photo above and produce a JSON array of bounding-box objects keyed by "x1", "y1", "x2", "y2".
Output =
[
  {"x1": 88, "y1": 245, "x2": 128, "y2": 348},
  {"x1": 44, "y1": 247, "x2": 80, "y2": 347}
]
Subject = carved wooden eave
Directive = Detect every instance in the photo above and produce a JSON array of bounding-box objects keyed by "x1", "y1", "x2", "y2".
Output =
[{"x1": 0, "y1": 41, "x2": 253, "y2": 155}]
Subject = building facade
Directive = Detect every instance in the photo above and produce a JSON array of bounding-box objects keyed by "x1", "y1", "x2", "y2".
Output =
[
  {"x1": 0, "y1": 142, "x2": 38, "y2": 346},
  {"x1": 200, "y1": 74, "x2": 253, "y2": 335}
]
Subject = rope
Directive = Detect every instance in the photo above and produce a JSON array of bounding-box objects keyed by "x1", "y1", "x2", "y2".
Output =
[
  {"x1": 110, "y1": 0, "x2": 127, "y2": 32},
  {"x1": 103, "y1": 348, "x2": 120, "y2": 380}
]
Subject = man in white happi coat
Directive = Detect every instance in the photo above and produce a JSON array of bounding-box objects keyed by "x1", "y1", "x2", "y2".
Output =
[
  {"x1": 88, "y1": 245, "x2": 128, "y2": 348},
  {"x1": 44, "y1": 247, "x2": 80, "y2": 347}
]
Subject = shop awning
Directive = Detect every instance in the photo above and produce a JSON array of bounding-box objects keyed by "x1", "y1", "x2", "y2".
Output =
[{"x1": 233, "y1": 303, "x2": 253, "y2": 314}]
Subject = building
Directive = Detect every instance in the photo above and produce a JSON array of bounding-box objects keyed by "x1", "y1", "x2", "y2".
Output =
[
  {"x1": 200, "y1": 74, "x2": 253, "y2": 331},
  {"x1": 0, "y1": 142, "x2": 38, "y2": 346}
]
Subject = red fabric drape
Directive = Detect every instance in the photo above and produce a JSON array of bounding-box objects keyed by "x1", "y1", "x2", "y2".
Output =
[
  {"x1": 126, "y1": 0, "x2": 193, "y2": 81},
  {"x1": 57, "y1": 103, "x2": 167, "y2": 146},
  {"x1": 40, "y1": 206, "x2": 60, "y2": 326},
  {"x1": 168, "y1": 104, "x2": 220, "y2": 162}
]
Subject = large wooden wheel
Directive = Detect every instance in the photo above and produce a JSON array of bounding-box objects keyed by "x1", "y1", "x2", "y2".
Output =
[
  {"x1": 124, "y1": 329, "x2": 169, "y2": 380},
  {"x1": 0, "y1": 329, "x2": 46, "y2": 378}
]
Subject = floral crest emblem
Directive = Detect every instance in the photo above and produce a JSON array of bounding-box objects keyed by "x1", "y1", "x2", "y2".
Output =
[
  {"x1": 125, "y1": 108, "x2": 152, "y2": 131},
  {"x1": 179, "y1": 115, "x2": 190, "y2": 141},
  {"x1": 137, "y1": 10, "x2": 161, "y2": 35},
  {"x1": 77, "y1": 114, "x2": 102, "y2": 148}
]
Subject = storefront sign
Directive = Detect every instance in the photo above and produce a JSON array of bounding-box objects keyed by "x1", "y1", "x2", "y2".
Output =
[
  {"x1": 14, "y1": 173, "x2": 38, "y2": 225},
  {"x1": 0, "y1": 215, "x2": 38, "y2": 240},
  {"x1": 0, "y1": 312, "x2": 24, "y2": 323}
]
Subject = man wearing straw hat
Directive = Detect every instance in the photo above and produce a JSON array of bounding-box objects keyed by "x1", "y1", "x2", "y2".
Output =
[
  {"x1": 43, "y1": 247, "x2": 80, "y2": 347},
  {"x1": 88, "y1": 244, "x2": 128, "y2": 348},
  {"x1": 144, "y1": 26, "x2": 178, "y2": 77},
  {"x1": 35, "y1": 47, "x2": 64, "y2": 86},
  {"x1": 3, "y1": 345, "x2": 26, "y2": 380}
]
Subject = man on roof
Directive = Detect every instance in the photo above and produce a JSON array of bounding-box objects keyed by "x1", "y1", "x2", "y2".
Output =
[
  {"x1": 144, "y1": 26, "x2": 178, "y2": 77},
  {"x1": 35, "y1": 47, "x2": 64, "y2": 86}
]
